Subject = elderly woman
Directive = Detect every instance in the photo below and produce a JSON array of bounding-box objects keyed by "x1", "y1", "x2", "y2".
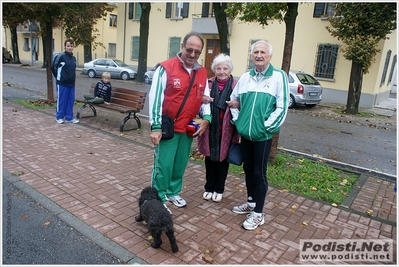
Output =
[{"x1": 198, "y1": 53, "x2": 239, "y2": 202}]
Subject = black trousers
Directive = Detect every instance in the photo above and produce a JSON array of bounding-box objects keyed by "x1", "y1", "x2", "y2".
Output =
[
  {"x1": 241, "y1": 137, "x2": 272, "y2": 213},
  {"x1": 204, "y1": 156, "x2": 229, "y2": 194}
]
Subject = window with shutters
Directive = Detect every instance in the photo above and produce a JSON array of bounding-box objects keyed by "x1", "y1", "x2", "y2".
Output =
[
  {"x1": 381, "y1": 50, "x2": 392, "y2": 86},
  {"x1": 165, "y1": 3, "x2": 189, "y2": 19},
  {"x1": 128, "y1": 3, "x2": 142, "y2": 20},
  {"x1": 313, "y1": 3, "x2": 335, "y2": 18},
  {"x1": 109, "y1": 14, "x2": 117, "y2": 27},
  {"x1": 108, "y1": 43, "x2": 116, "y2": 57},
  {"x1": 131, "y1": 36, "x2": 139, "y2": 60},
  {"x1": 169, "y1": 37, "x2": 181, "y2": 59},
  {"x1": 314, "y1": 44, "x2": 338, "y2": 79},
  {"x1": 201, "y1": 3, "x2": 214, "y2": 17}
]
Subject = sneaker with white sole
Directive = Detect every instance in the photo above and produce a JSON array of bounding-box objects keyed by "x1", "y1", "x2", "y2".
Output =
[
  {"x1": 65, "y1": 118, "x2": 79, "y2": 124},
  {"x1": 56, "y1": 118, "x2": 64, "y2": 124},
  {"x1": 163, "y1": 204, "x2": 172, "y2": 216},
  {"x1": 203, "y1": 191, "x2": 212, "y2": 200},
  {"x1": 166, "y1": 195, "x2": 187, "y2": 207},
  {"x1": 212, "y1": 192, "x2": 222, "y2": 202},
  {"x1": 232, "y1": 202, "x2": 255, "y2": 214},
  {"x1": 242, "y1": 212, "x2": 265, "y2": 230}
]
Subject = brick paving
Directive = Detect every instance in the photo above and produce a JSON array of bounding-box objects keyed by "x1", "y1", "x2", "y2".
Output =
[{"x1": 2, "y1": 100, "x2": 397, "y2": 265}]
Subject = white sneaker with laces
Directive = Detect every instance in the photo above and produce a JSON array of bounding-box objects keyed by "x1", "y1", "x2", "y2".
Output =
[
  {"x1": 65, "y1": 118, "x2": 79, "y2": 124},
  {"x1": 212, "y1": 192, "x2": 222, "y2": 202},
  {"x1": 203, "y1": 192, "x2": 212, "y2": 200},
  {"x1": 242, "y1": 212, "x2": 265, "y2": 230},
  {"x1": 166, "y1": 195, "x2": 187, "y2": 207},
  {"x1": 56, "y1": 118, "x2": 64, "y2": 124},
  {"x1": 232, "y1": 202, "x2": 255, "y2": 214}
]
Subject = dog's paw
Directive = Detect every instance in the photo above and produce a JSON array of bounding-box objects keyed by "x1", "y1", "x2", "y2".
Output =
[
  {"x1": 135, "y1": 216, "x2": 143, "y2": 222},
  {"x1": 172, "y1": 244, "x2": 179, "y2": 253},
  {"x1": 151, "y1": 242, "x2": 161, "y2": 249}
]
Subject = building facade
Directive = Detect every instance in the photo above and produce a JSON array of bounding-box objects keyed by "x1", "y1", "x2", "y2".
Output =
[{"x1": 3, "y1": 2, "x2": 397, "y2": 108}]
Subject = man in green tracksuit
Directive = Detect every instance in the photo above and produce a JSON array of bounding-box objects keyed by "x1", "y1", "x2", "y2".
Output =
[
  {"x1": 149, "y1": 32, "x2": 212, "y2": 215},
  {"x1": 230, "y1": 40, "x2": 289, "y2": 230}
]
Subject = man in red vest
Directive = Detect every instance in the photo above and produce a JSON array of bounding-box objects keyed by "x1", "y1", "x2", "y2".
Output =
[{"x1": 149, "y1": 32, "x2": 211, "y2": 215}]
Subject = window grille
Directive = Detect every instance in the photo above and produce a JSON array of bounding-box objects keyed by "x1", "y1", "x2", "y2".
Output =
[{"x1": 314, "y1": 44, "x2": 338, "y2": 79}]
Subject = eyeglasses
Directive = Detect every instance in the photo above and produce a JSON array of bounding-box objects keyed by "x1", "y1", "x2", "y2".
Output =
[{"x1": 184, "y1": 46, "x2": 202, "y2": 56}]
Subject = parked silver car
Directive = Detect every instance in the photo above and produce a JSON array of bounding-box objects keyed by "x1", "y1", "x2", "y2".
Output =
[
  {"x1": 143, "y1": 63, "x2": 160, "y2": 84},
  {"x1": 288, "y1": 70, "x2": 323, "y2": 108},
  {"x1": 82, "y1": 58, "x2": 137, "y2": 80}
]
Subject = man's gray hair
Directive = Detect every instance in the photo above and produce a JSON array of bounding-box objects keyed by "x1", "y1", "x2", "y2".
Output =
[{"x1": 250, "y1": 40, "x2": 273, "y2": 55}]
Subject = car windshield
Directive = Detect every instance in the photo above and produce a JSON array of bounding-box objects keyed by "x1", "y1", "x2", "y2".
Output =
[
  {"x1": 113, "y1": 59, "x2": 129, "y2": 67},
  {"x1": 296, "y1": 73, "x2": 320, "y2": 85}
]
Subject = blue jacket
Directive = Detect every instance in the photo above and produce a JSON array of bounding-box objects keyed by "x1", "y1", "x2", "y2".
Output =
[{"x1": 51, "y1": 51, "x2": 76, "y2": 86}]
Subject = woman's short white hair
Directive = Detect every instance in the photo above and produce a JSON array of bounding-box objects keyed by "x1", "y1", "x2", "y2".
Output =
[
  {"x1": 211, "y1": 53, "x2": 234, "y2": 73},
  {"x1": 250, "y1": 40, "x2": 273, "y2": 55}
]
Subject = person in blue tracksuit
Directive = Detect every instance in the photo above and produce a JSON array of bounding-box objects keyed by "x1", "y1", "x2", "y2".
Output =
[{"x1": 51, "y1": 38, "x2": 79, "y2": 124}]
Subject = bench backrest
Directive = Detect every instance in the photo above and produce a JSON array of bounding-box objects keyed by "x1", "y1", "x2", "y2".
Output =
[{"x1": 90, "y1": 83, "x2": 146, "y2": 111}]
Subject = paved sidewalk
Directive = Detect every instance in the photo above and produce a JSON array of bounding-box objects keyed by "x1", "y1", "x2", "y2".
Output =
[{"x1": 2, "y1": 100, "x2": 397, "y2": 265}]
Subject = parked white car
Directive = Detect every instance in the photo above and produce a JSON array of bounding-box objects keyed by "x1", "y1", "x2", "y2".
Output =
[
  {"x1": 82, "y1": 58, "x2": 137, "y2": 80},
  {"x1": 288, "y1": 70, "x2": 323, "y2": 108}
]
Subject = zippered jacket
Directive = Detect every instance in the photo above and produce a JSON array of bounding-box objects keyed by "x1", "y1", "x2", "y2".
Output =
[
  {"x1": 51, "y1": 51, "x2": 76, "y2": 86},
  {"x1": 230, "y1": 64, "x2": 289, "y2": 141},
  {"x1": 149, "y1": 53, "x2": 211, "y2": 133},
  {"x1": 94, "y1": 80, "x2": 112, "y2": 103}
]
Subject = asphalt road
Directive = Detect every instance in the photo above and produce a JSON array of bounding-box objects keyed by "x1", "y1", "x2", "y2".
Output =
[
  {"x1": 2, "y1": 63, "x2": 397, "y2": 176},
  {"x1": 2, "y1": 173, "x2": 122, "y2": 264}
]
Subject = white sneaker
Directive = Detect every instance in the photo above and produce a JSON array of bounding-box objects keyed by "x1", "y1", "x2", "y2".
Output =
[
  {"x1": 203, "y1": 192, "x2": 212, "y2": 200},
  {"x1": 242, "y1": 212, "x2": 265, "y2": 230},
  {"x1": 212, "y1": 192, "x2": 222, "y2": 202},
  {"x1": 163, "y1": 204, "x2": 172, "y2": 215},
  {"x1": 232, "y1": 202, "x2": 255, "y2": 214},
  {"x1": 56, "y1": 118, "x2": 64, "y2": 124},
  {"x1": 166, "y1": 195, "x2": 187, "y2": 207},
  {"x1": 65, "y1": 118, "x2": 79, "y2": 124}
]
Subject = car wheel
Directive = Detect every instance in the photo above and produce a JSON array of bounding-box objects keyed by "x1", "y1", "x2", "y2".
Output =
[
  {"x1": 88, "y1": 70, "x2": 96, "y2": 78},
  {"x1": 305, "y1": 104, "x2": 316, "y2": 108},
  {"x1": 288, "y1": 95, "x2": 296, "y2": 109},
  {"x1": 121, "y1": 72, "x2": 129, "y2": 80},
  {"x1": 144, "y1": 75, "x2": 150, "y2": 84}
]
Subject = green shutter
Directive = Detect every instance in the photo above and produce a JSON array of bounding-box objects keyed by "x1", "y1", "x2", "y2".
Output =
[
  {"x1": 132, "y1": 36, "x2": 140, "y2": 60},
  {"x1": 166, "y1": 3, "x2": 171, "y2": 18},
  {"x1": 169, "y1": 37, "x2": 181, "y2": 59}
]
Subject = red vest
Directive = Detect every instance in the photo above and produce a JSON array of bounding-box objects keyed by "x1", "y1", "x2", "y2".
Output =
[{"x1": 160, "y1": 57, "x2": 208, "y2": 133}]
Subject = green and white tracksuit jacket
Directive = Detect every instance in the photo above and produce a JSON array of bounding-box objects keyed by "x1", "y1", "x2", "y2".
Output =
[{"x1": 230, "y1": 64, "x2": 289, "y2": 141}]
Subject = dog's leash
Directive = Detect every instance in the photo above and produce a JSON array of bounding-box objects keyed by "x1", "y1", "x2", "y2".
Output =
[{"x1": 151, "y1": 144, "x2": 160, "y2": 188}]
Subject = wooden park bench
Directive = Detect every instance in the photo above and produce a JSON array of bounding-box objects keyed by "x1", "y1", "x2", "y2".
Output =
[{"x1": 76, "y1": 83, "x2": 147, "y2": 132}]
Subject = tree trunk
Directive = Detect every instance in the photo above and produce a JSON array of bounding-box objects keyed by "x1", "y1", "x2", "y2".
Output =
[
  {"x1": 136, "y1": 3, "x2": 151, "y2": 83},
  {"x1": 345, "y1": 61, "x2": 363, "y2": 114},
  {"x1": 268, "y1": 3, "x2": 298, "y2": 165},
  {"x1": 84, "y1": 44, "x2": 92, "y2": 63},
  {"x1": 42, "y1": 34, "x2": 47, "y2": 68},
  {"x1": 46, "y1": 22, "x2": 54, "y2": 101},
  {"x1": 213, "y1": 3, "x2": 230, "y2": 55},
  {"x1": 10, "y1": 27, "x2": 21, "y2": 64}
]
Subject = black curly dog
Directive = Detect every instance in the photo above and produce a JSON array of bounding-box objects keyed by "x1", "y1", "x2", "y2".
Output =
[{"x1": 135, "y1": 186, "x2": 179, "y2": 253}]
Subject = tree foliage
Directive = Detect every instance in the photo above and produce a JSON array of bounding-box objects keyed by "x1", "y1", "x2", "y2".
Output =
[
  {"x1": 326, "y1": 3, "x2": 397, "y2": 74},
  {"x1": 326, "y1": 3, "x2": 396, "y2": 114},
  {"x1": 225, "y1": 3, "x2": 298, "y2": 165}
]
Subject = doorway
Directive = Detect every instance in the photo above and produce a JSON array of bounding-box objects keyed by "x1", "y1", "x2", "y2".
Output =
[{"x1": 204, "y1": 39, "x2": 220, "y2": 78}]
